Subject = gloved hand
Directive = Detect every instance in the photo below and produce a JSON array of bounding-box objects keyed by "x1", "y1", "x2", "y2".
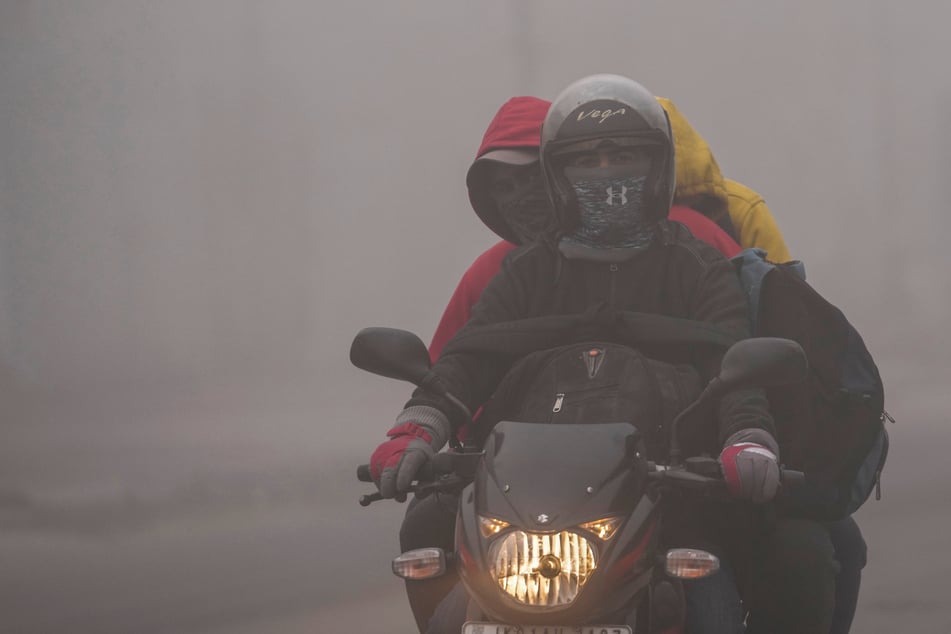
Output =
[
  {"x1": 369, "y1": 406, "x2": 450, "y2": 499},
  {"x1": 719, "y1": 429, "x2": 781, "y2": 503}
]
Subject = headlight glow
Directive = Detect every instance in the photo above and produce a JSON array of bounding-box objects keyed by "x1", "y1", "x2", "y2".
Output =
[
  {"x1": 578, "y1": 516, "x2": 623, "y2": 541},
  {"x1": 489, "y1": 530, "x2": 597, "y2": 606},
  {"x1": 479, "y1": 515, "x2": 511, "y2": 538}
]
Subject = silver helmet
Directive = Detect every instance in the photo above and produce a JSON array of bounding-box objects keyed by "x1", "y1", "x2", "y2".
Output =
[{"x1": 540, "y1": 74, "x2": 676, "y2": 235}]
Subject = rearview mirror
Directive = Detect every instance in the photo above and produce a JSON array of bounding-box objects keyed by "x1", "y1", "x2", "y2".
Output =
[
  {"x1": 349, "y1": 327, "x2": 432, "y2": 386},
  {"x1": 668, "y1": 336, "x2": 807, "y2": 467},
  {"x1": 715, "y1": 337, "x2": 808, "y2": 394}
]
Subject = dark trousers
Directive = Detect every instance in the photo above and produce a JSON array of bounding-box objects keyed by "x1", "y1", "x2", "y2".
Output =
[
  {"x1": 743, "y1": 517, "x2": 839, "y2": 634},
  {"x1": 743, "y1": 515, "x2": 866, "y2": 634},
  {"x1": 683, "y1": 564, "x2": 745, "y2": 634},
  {"x1": 399, "y1": 492, "x2": 459, "y2": 633},
  {"x1": 828, "y1": 516, "x2": 867, "y2": 634}
]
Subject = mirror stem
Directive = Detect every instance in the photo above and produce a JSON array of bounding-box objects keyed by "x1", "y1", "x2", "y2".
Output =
[
  {"x1": 444, "y1": 392, "x2": 473, "y2": 423},
  {"x1": 668, "y1": 379, "x2": 719, "y2": 468}
]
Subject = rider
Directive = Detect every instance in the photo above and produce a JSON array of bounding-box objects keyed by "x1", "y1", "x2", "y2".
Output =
[
  {"x1": 371, "y1": 74, "x2": 802, "y2": 631},
  {"x1": 403, "y1": 94, "x2": 748, "y2": 633}
]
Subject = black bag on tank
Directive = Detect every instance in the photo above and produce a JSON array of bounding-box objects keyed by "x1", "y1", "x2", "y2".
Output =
[
  {"x1": 473, "y1": 341, "x2": 706, "y2": 460},
  {"x1": 732, "y1": 249, "x2": 891, "y2": 520}
]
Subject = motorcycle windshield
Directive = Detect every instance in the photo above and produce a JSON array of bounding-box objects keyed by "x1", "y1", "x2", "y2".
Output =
[{"x1": 478, "y1": 421, "x2": 646, "y2": 530}]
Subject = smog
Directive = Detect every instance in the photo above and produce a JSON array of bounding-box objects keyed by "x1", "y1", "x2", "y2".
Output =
[{"x1": 1, "y1": 2, "x2": 948, "y2": 632}]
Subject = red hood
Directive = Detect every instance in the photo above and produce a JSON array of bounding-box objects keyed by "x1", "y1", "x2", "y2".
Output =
[
  {"x1": 468, "y1": 97, "x2": 551, "y2": 244},
  {"x1": 474, "y1": 96, "x2": 551, "y2": 159}
]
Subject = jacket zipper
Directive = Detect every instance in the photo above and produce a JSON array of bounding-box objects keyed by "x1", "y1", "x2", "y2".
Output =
[
  {"x1": 608, "y1": 263, "x2": 619, "y2": 307},
  {"x1": 553, "y1": 393, "x2": 565, "y2": 413},
  {"x1": 874, "y1": 411, "x2": 894, "y2": 500}
]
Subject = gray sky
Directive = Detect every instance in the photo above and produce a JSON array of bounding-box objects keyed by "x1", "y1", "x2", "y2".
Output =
[{"x1": 2, "y1": 1, "x2": 948, "y2": 398}]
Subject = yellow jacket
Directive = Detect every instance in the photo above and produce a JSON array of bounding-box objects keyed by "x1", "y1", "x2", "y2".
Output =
[{"x1": 657, "y1": 97, "x2": 792, "y2": 263}]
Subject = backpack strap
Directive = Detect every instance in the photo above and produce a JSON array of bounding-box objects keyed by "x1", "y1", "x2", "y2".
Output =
[{"x1": 730, "y1": 248, "x2": 806, "y2": 327}]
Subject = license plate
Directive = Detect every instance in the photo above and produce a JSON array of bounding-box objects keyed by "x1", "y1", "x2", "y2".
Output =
[{"x1": 462, "y1": 623, "x2": 632, "y2": 634}]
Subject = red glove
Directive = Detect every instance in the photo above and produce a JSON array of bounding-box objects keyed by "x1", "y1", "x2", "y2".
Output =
[
  {"x1": 369, "y1": 406, "x2": 449, "y2": 499},
  {"x1": 720, "y1": 441, "x2": 780, "y2": 504}
]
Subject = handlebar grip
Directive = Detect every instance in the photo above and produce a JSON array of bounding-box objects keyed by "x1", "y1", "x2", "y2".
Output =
[
  {"x1": 416, "y1": 452, "x2": 455, "y2": 480},
  {"x1": 359, "y1": 492, "x2": 382, "y2": 506},
  {"x1": 356, "y1": 455, "x2": 449, "y2": 483},
  {"x1": 356, "y1": 452, "x2": 455, "y2": 506},
  {"x1": 781, "y1": 468, "x2": 805, "y2": 488},
  {"x1": 357, "y1": 464, "x2": 373, "y2": 482}
]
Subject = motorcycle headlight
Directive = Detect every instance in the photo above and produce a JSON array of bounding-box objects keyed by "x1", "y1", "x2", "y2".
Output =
[{"x1": 488, "y1": 530, "x2": 597, "y2": 607}]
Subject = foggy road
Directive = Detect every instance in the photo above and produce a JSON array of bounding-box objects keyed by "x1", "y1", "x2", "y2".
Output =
[
  {"x1": 2, "y1": 353, "x2": 948, "y2": 634},
  {"x1": 1, "y1": 387, "x2": 411, "y2": 634}
]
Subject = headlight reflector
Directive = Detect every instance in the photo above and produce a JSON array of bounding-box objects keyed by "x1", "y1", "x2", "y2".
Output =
[{"x1": 489, "y1": 530, "x2": 596, "y2": 606}]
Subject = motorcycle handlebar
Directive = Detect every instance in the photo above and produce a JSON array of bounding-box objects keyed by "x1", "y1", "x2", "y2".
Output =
[
  {"x1": 356, "y1": 464, "x2": 372, "y2": 483},
  {"x1": 356, "y1": 453, "x2": 456, "y2": 485},
  {"x1": 356, "y1": 453, "x2": 461, "y2": 505},
  {"x1": 780, "y1": 468, "x2": 805, "y2": 487},
  {"x1": 650, "y1": 462, "x2": 805, "y2": 497},
  {"x1": 357, "y1": 456, "x2": 805, "y2": 505}
]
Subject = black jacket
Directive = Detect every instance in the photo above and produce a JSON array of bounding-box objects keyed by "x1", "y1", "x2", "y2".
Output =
[{"x1": 410, "y1": 221, "x2": 774, "y2": 454}]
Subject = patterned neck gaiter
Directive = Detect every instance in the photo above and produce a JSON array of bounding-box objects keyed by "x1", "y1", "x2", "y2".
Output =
[{"x1": 560, "y1": 165, "x2": 656, "y2": 251}]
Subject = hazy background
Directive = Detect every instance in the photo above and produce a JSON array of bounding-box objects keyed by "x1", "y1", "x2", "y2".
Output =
[{"x1": 1, "y1": 1, "x2": 948, "y2": 632}]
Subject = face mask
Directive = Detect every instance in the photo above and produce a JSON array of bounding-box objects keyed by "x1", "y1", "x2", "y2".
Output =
[
  {"x1": 496, "y1": 185, "x2": 553, "y2": 244},
  {"x1": 489, "y1": 163, "x2": 554, "y2": 244},
  {"x1": 563, "y1": 165, "x2": 656, "y2": 250}
]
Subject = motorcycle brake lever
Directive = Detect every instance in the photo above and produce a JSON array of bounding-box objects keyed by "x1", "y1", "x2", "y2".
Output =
[
  {"x1": 358, "y1": 491, "x2": 407, "y2": 507},
  {"x1": 413, "y1": 474, "x2": 468, "y2": 496},
  {"x1": 359, "y1": 492, "x2": 383, "y2": 506},
  {"x1": 658, "y1": 468, "x2": 719, "y2": 487},
  {"x1": 358, "y1": 467, "x2": 470, "y2": 507}
]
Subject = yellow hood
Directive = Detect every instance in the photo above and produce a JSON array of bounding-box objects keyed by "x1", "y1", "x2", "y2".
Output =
[
  {"x1": 657, "y1": 97, "x2": 791, "y2": 261},
  {"x1": 656, "y1": 97, "x2": 730, "y2": 220}
]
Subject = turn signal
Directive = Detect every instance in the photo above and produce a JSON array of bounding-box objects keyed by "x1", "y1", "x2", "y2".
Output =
[
  {"x1": 665, "y1": 548, "x2": 720, "y2": 579},
  {"x1": 392, "y1": 548, "x2": 447, "y2": 580},
  {"x1": 578, "y1": 516, "x2": 623, "y2": 541},
  {"x1": 479, "y1": 516, "x2": 511, "y2": 538}
]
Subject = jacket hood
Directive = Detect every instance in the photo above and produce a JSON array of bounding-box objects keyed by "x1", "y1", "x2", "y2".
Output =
[
  {"x1": 467, "y1": 97, "x2": 552, "y2": 244},
  {"x1": 657, "y1": 97, "x2": 731, "y2": 221}
]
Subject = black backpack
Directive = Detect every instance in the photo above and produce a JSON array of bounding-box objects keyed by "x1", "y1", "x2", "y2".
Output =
[
  {"x1": 732, "y1": 249, "x2": 891, "y2": 520},
  {"x1": 473, "y1": 341, "x2": 708, "y2": 460}
]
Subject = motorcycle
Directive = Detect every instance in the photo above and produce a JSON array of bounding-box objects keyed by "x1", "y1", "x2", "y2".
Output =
[{"x1": 353, "y1": 327, "x2": 807, "y2": 633}]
